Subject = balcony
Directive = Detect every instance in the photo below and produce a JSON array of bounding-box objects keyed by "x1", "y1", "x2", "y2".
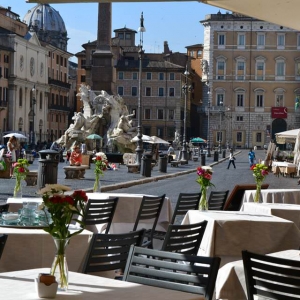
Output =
[
  {"x1": 0, "y1": 101, "x2": 8, "y2": 108},
  {"x1": 48, "y1": 78, "x2": 71, "y2": 89},
  {"x1": 48, "y1": 104, "x2": 71, "y2": 112}
]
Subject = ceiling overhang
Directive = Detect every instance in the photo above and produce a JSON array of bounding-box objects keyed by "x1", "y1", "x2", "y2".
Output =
[{"x1": 26, "y1": 0, "x2": 300, "y2": 32}]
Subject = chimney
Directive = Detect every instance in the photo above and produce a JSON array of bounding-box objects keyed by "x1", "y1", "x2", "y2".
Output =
[{"x1": 164, "y1": 41, "x2": 170, "y2": 54}]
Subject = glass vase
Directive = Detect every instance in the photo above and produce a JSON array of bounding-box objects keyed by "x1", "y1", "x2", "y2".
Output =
[
  {"x1": 51, "y1": 238, "x2": 69, "y2": 291},
  {"x1": 13, "y1": 179, "x2": 22, "y2": 198},
  {"x1": 254, "y1": 182, "x2": 262, "y2": 203},
  {"x1": 93, "y1": 176, "x2": 101, "y2": 193},
  {"x1": 199, "y1": 187, "x2": 208, "y2": 211}
]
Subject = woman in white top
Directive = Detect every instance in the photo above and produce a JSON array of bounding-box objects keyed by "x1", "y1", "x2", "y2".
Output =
[
  {"x1": 227, "y1": 148, "x2": 236, "y2": 169},
  {"x1": 7, "y1": 136, "x2": 17, "y2": 176}
]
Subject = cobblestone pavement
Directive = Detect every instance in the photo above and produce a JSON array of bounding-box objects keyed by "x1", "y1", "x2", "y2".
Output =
[{"x1": 0, "y1": 149, "x2": 298, "y2": 202}]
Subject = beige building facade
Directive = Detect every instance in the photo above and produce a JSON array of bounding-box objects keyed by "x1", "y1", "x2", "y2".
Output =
[{"x1": 201, "y1": 12, "x2": 300, "y2": 149}]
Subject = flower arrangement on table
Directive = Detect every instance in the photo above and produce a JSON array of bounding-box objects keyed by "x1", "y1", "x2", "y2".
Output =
[
  {"x1": 37, "y1": 184, "x2": 88, "y2": 290},
  {"x1": 13, "y1": 158, "x2": 29, "y2": 197},
  {"x1": 196, "y1": 166, "x2": 215, "y2": 210},
  {"x1": 92, "y1": 152, "x2": 108, "y2": 192},
  {"x1": 250, "y1": 163, "x2": 269, "y2": 203}
]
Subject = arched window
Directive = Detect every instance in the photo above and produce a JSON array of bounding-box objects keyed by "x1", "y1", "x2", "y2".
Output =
[
  {"x1": 39, "y1": 92, "x2": 43, "y2": 110},
  {"x1": 19, "y1": 88, "x2": 22, "y2": 107}
]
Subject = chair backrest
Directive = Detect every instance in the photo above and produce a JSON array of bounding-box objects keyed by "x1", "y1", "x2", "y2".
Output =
[
  {"x1": 82, "y1": 229, "x2": 145, "y2": 274},
  {"x1": 171, "y1": 192, "x2": 201, "y2": 224},
  {"x1": 0, "y1": 234, "x2": 8, "y2": 260},
  {"x1": 132, "y1": 194, "x2": 165, "y2": 235},
  {"x1": 242, "y1": 250, "x2": 300, "y2": 300},
  {"x1": 161, "y1": 220, "x2": 207, "y2": 255},
  {"x1": 82, "y1": 197, "x2": 119, "y2": 234},
  {"x1": 0, "y1": 204, "x2": 9, "y2": 213},
  {"x1": 224, "y1": 184, "x2": 269, "y2": 211},
  {"x1": 123, "y1": 246, "x2": 220, "y2": 300},
  {"x1": 208, "y1": 190, "x2": 229, "y2": 210}
]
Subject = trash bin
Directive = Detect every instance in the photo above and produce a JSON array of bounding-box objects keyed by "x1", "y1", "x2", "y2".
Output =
[
  {"x1": 37, "y1": 150, "x2": 60, "y2": 189},
  {"x1": 141, "y1": 154, "x2": 152, "y2": 177},
  {"x1": 222, "y1": 150, "x2": 226, "y2": 158},
  {"x1": 26, "y1": 154, "x2": 34, "y2": 164},
  {"x1": 214, "y1": 151, "x2": 219, "y2": 162},
  {"x1": 201, "y1": 154, "x2": 206, "y2": 166},
  {"x1": 158, "y1": 154, "x2": 167, "y2": 173}
]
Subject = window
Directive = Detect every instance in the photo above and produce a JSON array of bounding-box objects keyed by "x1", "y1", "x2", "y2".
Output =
[
  {"x1": 169, "y1": 87, "x2": 175, "y2": 97},
  {"x1": 159, "y1": 73, "x2": 164, "y2": 80},
  {"x1": 237, "y1": 94, "x2": 244, "y2": 107},
  {"x1": 256, "y1": 61, "x2": 265, "y2": 80},
  {"x1": 218, "y1": 33, "x2": 225, "y2": 48},
  {"x1": 40, "y1": 93, "x2": 43, "y2": 110},
  {"x1": 236, "y1": 60, "x2": 245, "y2": 80},
  {"x1": 256, "y1": 132, "x2": 262, "y2": 143},
  {"x1": 81, "y1": 75, "x2": 86, "y2": 82},
  {"x1": 189, "y1": 50, "x2": 194, "y2": 58},
  {"x1": 217, "y1": 93, "x2": 224, "y2": 106},
  {"x1": 257, "y1": 33, "x2": 265, "y2": 48},
  {"x1": 132, "y1": 72, "x2": 138, "y2": 80},
  {"x1": 158, "y1": 87, "x2": 164, "y2": 97},
  {"x1": 157, "y1": 109, "x2": 164, "y2": 119},
  {"x1": 277, "y1": 34, "x2": 285, "y2": 49},
  {"x1": 157, "y1": 127, "x2": 164, "y2": 137},
  {"x1": 146, "y1": 72, "x2": 152, "y2": 80},
  {"x1": 118, "y1": 72, "x2": 124, "y2": 80},
  {"x1": 169, "y1": 73, "x2": 175, "y2": 80},
  {"x1": 216, "y1": 59, "x2": 226, "y2": 80},
  {"x1": 296, "y1": 62, "x2": 300, "y2": 77},
  {"x1": 125, "y1": 33, "x2": 131, "y2": 40},
  {"x1": 3, "y1": 87, "x2": 8, "y2": 101},
  {"x1": 275, "y1": 93, "x2": 284, "y2": 106},
  {"x1": 237, "y1": 33, "x2": 245, "y2": 48},
  {"x1": 145, "y1": 87, "x2": 151, "y2": 96},
  {"x1": 117, "y1": 86, "x2": 124, "y2": 95},
  {"x1": 197, "y1": 50, "x2": 202, "y2": 58},
  {"x1": 118, "y1": 33, "x2": 124, "y2": 39},
  {"x1": 19, "y1": 88, "x2": 22, "y2": 107},
  {"x1": 4, "y1": 68, "x2": 8, "y2": 78},
  {"x1": 236, "y1": 116, "x2": 243, "y2": 121},
  {"x1": 298, "y1": 34, "x2": 300, "y2": 49},
  {"x1": 217, "y1": 132, "x2": 223, "y2": 143},
  {"x1": 144, "y1": 108, "x2": 151, "y2": 119},
  {"x1": 168, "y1": 109, "x2": 174, "y2": 120},
  {"x1": 131, "y1": 87, "x2": 137, "y2": 96},
  {"x1": 275, "y1": 57, "x2": 285, "y2": 79},
  {"x1": 256, "y1": 94, "x2": 263, "y2": 107},
  {"x1": 236, "y1": 132, "x2": 242, "y2": 142}
]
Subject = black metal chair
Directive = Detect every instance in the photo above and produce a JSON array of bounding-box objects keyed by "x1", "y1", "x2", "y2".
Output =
[
  {"x1": 82, "y1": 229, "x2": 145, "y2": 276},
  {"x1": 242, "y1": 250, "x2": 300, "y2": 299},
  {"x1": 123, "y1": 245, "x2": 221, "y2": 300},
  {"x1": 170, "y1": 192, "x2": 201, "y2": 224},
  {"x1": 82, "y1": 197, "x2": 119, "y2": 234},
  {"x1": 0, "y1": 204, "x2": 9, "y2": 213},
  {"x1": 208, "y1": 190, "x2": 229, "y2": 210},
  {"x1": 0, "y1": 234, "x2": 8, "y2": 260},
  {"x1": 161, "y1": 220, "x2": 207, "y2": 255},
  {"x1": 132, "y1": 194, "x2": 165, "y2": 248}
]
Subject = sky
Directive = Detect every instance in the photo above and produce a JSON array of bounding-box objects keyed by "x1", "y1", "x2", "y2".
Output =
[{"x1": 2, "y1": 1, "x2": 227, "y2": 61}]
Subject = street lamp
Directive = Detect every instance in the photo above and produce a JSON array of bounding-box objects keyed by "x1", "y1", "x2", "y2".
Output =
[
  {"x1": 135, "y1": 12, "x2": 146, "y2": 170},
  {"x1": 181, "y1": 65, "x2": 191, "y2": 162},
  {"x1": 31, "y1": 85, "x2": 36, "y2": 147},
  {"x1": 218, "y1": 100, "x2": 223, "y2": 154},
  {"x1": 207, "y1": 99, "x2": 211, "y2": 157}
]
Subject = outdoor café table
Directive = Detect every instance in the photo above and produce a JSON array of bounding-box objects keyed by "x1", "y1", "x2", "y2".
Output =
[
  {"x1": 181, "y1": 210, "x2": 300, "y2": 267},
  {"x1": 271, "y1": 161, "x2": 297, "y2": 177},
  {"x1": 0, "y1": 226, "x2": 92, "y2": 273},
  {"x1": 216, "y1": 249, "x2": 300, "y2": 300},
  {"x1": 7, "y1": 197, "x2": 43, "y2": 212},
  {"x1": 86, "y1": 192, "x2": 173, "y2": 234},
  {"x1": 241, "y1": 202, "x2": 300, "y2": 230},
  {"x1": 0, "y1": 268, "x2": 201, "y2": 300},
  {"x1": 242, "y1": 188, "x2": 300, "y2": 204}
]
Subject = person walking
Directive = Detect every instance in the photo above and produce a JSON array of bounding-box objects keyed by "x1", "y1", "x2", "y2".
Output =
[
  {"x1": 248, "y1": 148, "x2": 256, "y2": 168},
  {"x1": 227, "y1": 148, "x2": 236, "y2": 169},
  {"x1": 7, "y1": 135, "x2": 17, "y2": 177}
]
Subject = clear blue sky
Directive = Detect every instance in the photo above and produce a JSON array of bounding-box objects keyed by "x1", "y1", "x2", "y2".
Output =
[{"x1": 2, "y1": 1, "x2": 227, "y2": 60}]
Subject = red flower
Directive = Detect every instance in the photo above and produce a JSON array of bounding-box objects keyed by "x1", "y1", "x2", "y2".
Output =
[
  {"x1": 72, "y1": 190, "x2": 88, "y2": 202},
  {"x1": 18, "y1": 167, "x2": 25, "y2": 173},
  {"x1": 96, "y1": 156, "x2": 102, "y2": 161},
  {"x1": 64, "y1": 195, "x2": 75, "y2": 205}
]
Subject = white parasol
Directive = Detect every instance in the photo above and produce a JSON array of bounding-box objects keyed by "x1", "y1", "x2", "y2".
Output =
[
  {"x1": 3, "y1": 133, "x2": 27, "y2": 139},
  {"x1": 131, "y1": 134, "x2": 153, "y2": 142}
]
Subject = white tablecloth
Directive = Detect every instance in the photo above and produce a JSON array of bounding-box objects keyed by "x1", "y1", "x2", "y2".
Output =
[
  {"x1": 86, "y1": 192, "x2": 173, "y2": 234},
  {"x1": 7, "y1": 197, "x2": 42, "y2": 212},
  {"x1": 0, "y1": 228, "x2": 92, "y2": 273},
  {"x1": 0, "y1": 268, "x2": 201, "y2": 300},
  {"x1": 241, "y1": 202, "x2": 300, "y2": 230},
  {"x1": 243, "y1": 189, "x2": 300, "y2": 204},
  {"x1": 182, "y1": 210, "x2": 300, "y2": 266},
  {"x1": 216, "y1": 249, "x2": 300, "y2": 300}
]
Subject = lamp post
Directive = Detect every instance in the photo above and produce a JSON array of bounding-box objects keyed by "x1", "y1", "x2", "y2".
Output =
[
  {"x1": 181, "y1": 65, "x2": 190, "y2": 162},
  {"x1": 31, "y1": 85, "x2": 36, "y2": 147},
  {"x1": 207, "y1": 99, "x2": 211, "y2": 157},
  {"x1": 135, "y1": 12, "x2": 146, "y2": 170},
  {"x1": 218, "y1": 100, "x2": 223, "y2": 154}
]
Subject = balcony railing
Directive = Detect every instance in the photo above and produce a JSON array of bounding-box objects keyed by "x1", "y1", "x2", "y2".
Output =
[
  {"x1": 48, "y1": 104, "x2": 70, "y2": 112},
  {"x1": 48, "y1": 78, "x2": 71, "y2": 89}
]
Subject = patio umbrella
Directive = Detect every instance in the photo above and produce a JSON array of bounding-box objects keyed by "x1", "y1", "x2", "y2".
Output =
[
  {"x1": 131, "y1": 134, "x2": 153, "y2": 142},
  {"x1": 3, "y1": 133, "x2": 27, "y2": 139},
  {"x1": 190, "y1": 137, "x2": 206, "y2": 143},
  {"x1": 148, "y1": 136, "x2": 169, "y2": 144},
  {"x1": 86, "y1": 134, "x2": 102, "y2": 140}
]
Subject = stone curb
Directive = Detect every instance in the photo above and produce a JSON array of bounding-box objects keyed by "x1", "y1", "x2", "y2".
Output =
[{"x1": 82, "y1": 150, "x2": 242, "y2": 193}]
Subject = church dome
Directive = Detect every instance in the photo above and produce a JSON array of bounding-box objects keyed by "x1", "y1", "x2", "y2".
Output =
[{"x1": 23, "y1": 4, "x2": 68, "y2": 51}]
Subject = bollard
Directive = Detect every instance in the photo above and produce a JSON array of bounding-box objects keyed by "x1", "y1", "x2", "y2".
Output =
[
  {"x1": 214, "y1": 151, "x2": 219, "y2": 162},
  {"x1": 141, "y1": 154, "x2": 152, "y2": 177},
  {"x1": 158, "y1": 154, "x2": 168, "y2": 173},
  {"x1": 37, "y1": 150, "x2": 59, "y2": 189},
  {"x1": 222, "y1": 150, "x2": 226, "y2": 158},
  {"x1": 201, "y1": 153, "x2": 206, "y2": 166}
]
